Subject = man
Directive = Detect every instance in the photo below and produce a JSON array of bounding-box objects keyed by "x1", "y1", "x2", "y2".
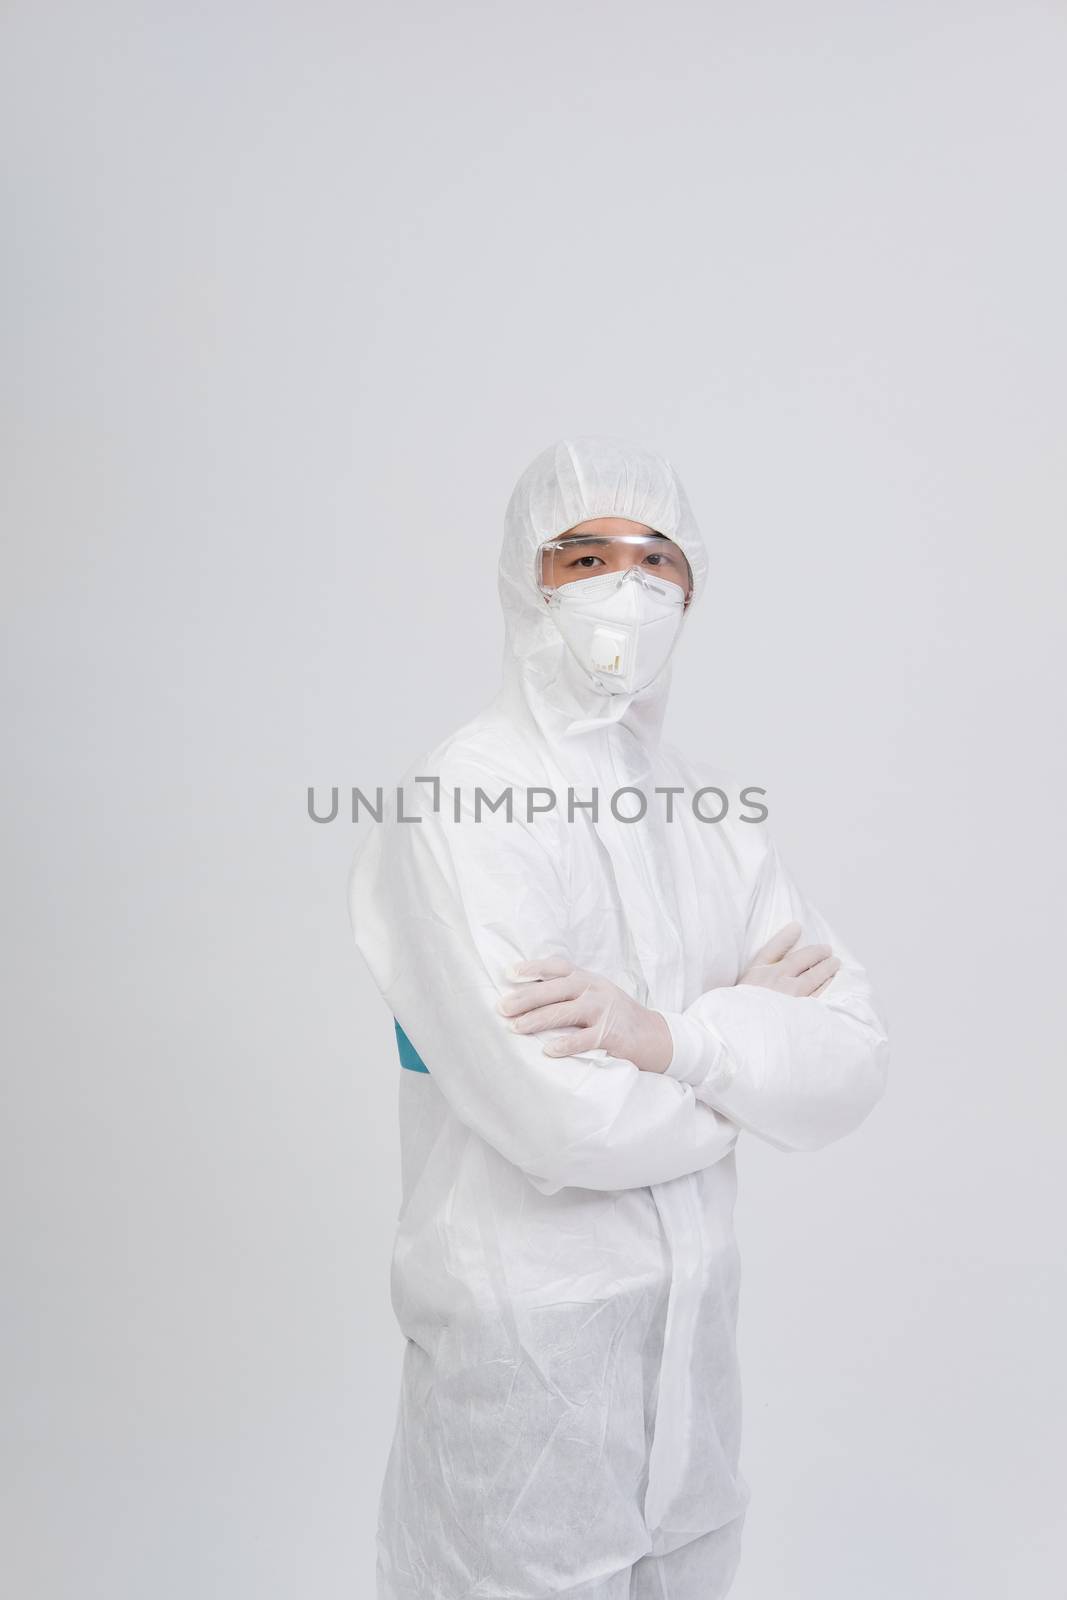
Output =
[{"x1": 348, "y1": 435, "x2": 888, "y2": 1599}]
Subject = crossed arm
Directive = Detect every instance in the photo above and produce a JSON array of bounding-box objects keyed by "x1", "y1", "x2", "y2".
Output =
[
  {"x1": 498, "y1": 843, "x2": 888, "y2": 1155},
  {"x1": 351, "y1": 777, "x2": 888, "y2": 1185},
  {"x1": 499, "y1": 920, "x2": 841, "y2": 1070},
  {"x1": 349, "y1": 785, "x2": 741, "y2": 1195}
]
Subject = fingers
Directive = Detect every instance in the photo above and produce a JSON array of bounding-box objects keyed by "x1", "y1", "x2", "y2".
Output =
[
  {"x1": 498, "y1": 973, "x2": 583, "y2": 1017},
  {"x1": 508, "y1": 956, "x2": 574, "y2": 982},
  {"x1": 509, "y1": 999, "x2": 591, "y2": 1036},
  {"x1": 748, "y1": 921, "x2": 803, "y2": 967},
  {"x1": 780, "y1": 943, "x2": 832, "y2": 978},
  {"x1": 794, "y1": 955, "x2": 841, "y2": 996},
  {"x1": 543, "y1": 1026, "x2": 604, "y2": 1058}
]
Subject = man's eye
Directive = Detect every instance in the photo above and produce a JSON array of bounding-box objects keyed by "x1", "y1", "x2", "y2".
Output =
[{"x1": 575, "y1": 555, "x2": 602, "y2": 568}]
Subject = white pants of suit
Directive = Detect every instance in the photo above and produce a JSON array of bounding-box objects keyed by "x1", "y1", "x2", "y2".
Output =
[{"x1": 557, "y1": 1513, "x2": 746, "y2": 1599}]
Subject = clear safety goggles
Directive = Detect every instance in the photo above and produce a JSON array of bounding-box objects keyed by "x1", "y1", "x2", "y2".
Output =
[{"x1": 538, "y1": 532, "x2": 693, "y2": 601}]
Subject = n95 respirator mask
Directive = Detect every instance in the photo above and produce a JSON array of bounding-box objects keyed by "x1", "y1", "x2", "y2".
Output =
[{"x1": 547, "y1": 565, "x2": 687, "y2": 694}]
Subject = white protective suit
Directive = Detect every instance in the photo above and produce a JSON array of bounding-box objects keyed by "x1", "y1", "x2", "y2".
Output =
[{"x1": 348, "y1": 436, "x2": 889, "y2": 1600}]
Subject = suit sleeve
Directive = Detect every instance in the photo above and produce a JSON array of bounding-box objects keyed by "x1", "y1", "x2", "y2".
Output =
[
  {"x1": 347, "y1": 775, "x2": 738, "y2": 1194},
  {"x1": 658, "y1": 834, "x2": 889, "y2": 1153}
]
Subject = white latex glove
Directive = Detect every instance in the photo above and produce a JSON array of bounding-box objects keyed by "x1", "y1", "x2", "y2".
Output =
[
  {"x1": 737, "y1": 920, "x2": 841, "y2": 997},
  {"x1": 497, "y1": 956, "x2": 673, "y2": 1073}
]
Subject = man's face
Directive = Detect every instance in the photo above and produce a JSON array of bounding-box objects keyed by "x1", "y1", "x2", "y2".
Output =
[{"x1": 539, "y1": 517, "x2": 692, "y2": 600}]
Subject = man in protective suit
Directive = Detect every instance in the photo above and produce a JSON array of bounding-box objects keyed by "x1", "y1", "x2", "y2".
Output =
[{"x1": 348, "y1": 435, "x2": 889, "y2": 1599}]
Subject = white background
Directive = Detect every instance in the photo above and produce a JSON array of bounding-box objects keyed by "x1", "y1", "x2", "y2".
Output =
[{"x1": 4, "y1": 3, "x2": 1066, "y2": 1595}]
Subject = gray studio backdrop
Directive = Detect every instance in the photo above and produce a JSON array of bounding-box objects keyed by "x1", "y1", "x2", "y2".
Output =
[{"x1": 4, "y1": 3, "x2": 1065, "y2": 1596}]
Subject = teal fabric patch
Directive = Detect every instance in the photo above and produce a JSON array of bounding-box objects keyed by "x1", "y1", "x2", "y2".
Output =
[{"x1": 394, "y1": 1018, "x2": 430, "y2": 1074}]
